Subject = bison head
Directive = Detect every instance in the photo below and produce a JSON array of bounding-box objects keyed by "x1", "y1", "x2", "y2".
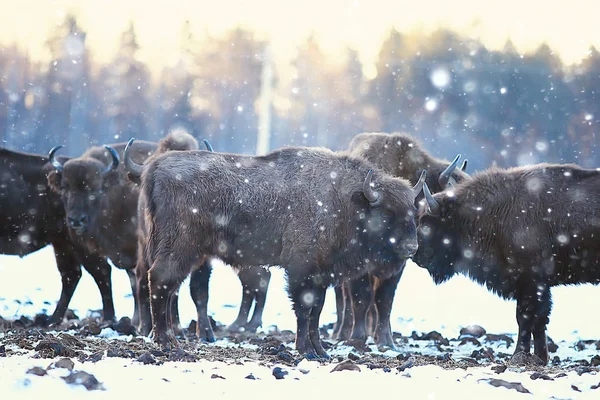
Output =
[
  {"x1": 359, "y1": 169, "x2": 425, "y2": 260},
  {"x1": 413, "y1": 182, "x2": 461, "y2": 283},
  {"x1": 47, "y1": 145, "x2": 120, "y2": 235}
]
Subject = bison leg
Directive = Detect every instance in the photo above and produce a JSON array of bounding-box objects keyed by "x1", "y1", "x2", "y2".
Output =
[
  {"x1": 287, "y1": 269, "x2": 324, "y2": 358},
  {"x1": 170, "y1": 290, "x2": 183, "y2": 337},
  {"x1": 81, "y1": 253, "x2": 116, "y2": 323},
  {"x1": 513, "y1": 277, "x2": 536, "y2": 356},
  {"x1": 308, "y1": 285, "x2": 330, "y2": 359},
  {"x1": 148, "y1": 258, "x2": 187, "y2": 349},
  {"x1": 335, "y1": 282, "x2": 354, "y2": 341},
  {"x1": 348, "y1": 275, "x2": 374, "y2": 345},
  {"x1": 135, "y1": 262, "x2": 152, "y2": 336},
  {"x1": 227, "y1": 271, "x2": 255, "y2": 333},
  {"x1": 246, "y1": 268, "x2": 270, "y2": 331},
  {"x1": 373, "y1": 273, "x2": 403, "y2": 349},
  {"x1": 49, "y1": 245, "x2": 83, "y2": 325},
  {"x1": 532, "y1": 283, "x2": 551, "y2": 364},
  {"x1": 189, "y1": 261, "x2": 216, "y2": 342},
  {"x1": 332, "y1": 286, "x2": 344, "y2": 337},
  {"x1": 126, "y1": 269, "x2": 140, "y2": 328}
]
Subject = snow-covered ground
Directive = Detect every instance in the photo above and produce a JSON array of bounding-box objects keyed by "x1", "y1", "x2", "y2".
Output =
[{"x1": 1, "y1": 247, "x2": 600, "y2": 399}]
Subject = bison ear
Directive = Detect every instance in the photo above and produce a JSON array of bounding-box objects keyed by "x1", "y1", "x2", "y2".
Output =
[
  {"x1": 126, "y1": 171, "x2": 141, "y2": 185},
  {"x1": 47, "y1": 170, "x2": 62, "y2": 193}
]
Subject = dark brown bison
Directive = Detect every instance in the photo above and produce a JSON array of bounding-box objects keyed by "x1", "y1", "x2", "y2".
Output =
[
  {"x1": 419, "y1": 163, "x2": 600, "y2": 364},
  {"x1": 1, "y1": 148, "x2": 114, "y2": 323},
  {"x1": 124, "y1": 133, "x2": 220, "y2": 340},
  {"x1": 335, "y1": 132, "x2": 469, "y2": 349},
  {"x1": 47, "y1": 139, "x2": 158, "y2": 328},
  {"x1": 126, "y1": 137, "x2": 272, "y2": 336},
  {"x1": 139, "y1": 146, "x2": 423, "y2": 358}
]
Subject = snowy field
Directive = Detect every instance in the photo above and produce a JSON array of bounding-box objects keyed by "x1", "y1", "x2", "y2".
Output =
[{"x1": 1, "y1": 246, "x2": 600, "y2": 399}]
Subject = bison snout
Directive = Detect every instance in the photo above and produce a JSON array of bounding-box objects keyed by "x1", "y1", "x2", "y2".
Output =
[
  {"x1": 68, "y1": 214, "x2": 88, "y2": 230},
  {"x1": 400, "y1": 240, "x2": 419, "y2": 258}
]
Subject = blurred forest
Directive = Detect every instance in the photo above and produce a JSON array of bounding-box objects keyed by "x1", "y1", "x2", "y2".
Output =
[{"x1": 0, "y1": 15, "x2": 598, "y2": 171}]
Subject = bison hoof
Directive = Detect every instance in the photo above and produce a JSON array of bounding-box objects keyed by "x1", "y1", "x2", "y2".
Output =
[
  {"x1": 244, "y1": 322, "x2": 262, "y2": 332},
  {"x1": 376, "y1": 343, "x2": 398, "y2": 352},
  {"x1": 344, "y1": 339, "x2": 370, "y2": 352},
  {"x1": 226, "y1": 323, "x2": 245, "y2": 333},
  {"x1": 303, "y1": 352, "x2": 329, "y2": 361},
  {"x1": 509, "y1": 351, "x2": 545, "y2": 366}
]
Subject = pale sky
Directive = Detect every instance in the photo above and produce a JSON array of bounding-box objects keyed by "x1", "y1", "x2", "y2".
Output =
[{"x1": 1, "y1": 0, "x2": 599, "y2": 76}]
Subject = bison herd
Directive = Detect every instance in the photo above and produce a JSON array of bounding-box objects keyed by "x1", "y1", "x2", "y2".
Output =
[{"x1": 1, "y1": 131, "x2": 598, "y2": 364}]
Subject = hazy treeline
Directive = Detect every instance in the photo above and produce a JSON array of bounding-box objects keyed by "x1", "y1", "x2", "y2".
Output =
[{"x1": 0, "y1": 15, "x2": 598, "y2": 170}]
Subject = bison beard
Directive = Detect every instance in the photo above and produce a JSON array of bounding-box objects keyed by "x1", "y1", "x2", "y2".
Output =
[
  {"x1": 142, "y1": 147, "x2": 421, "y2": 358},
  {"x1": 334, "y1": 132, "x2": 469, "y2": 348},
  {"x1": 418, "y1": 164, "x2": 600, "y2": 364}
]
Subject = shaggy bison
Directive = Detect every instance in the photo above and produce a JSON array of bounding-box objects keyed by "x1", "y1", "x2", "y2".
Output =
[
  {"x1": 126, "y1": 136, "x2": 270, "y2": 338},
  {"x1": 47, "y1": 139, "x2": 158, "y2": 327},
  {"x1": 140, "y1": 147, "x2": 423, "y2": 358},
  {"x1": 419, "y1": 162, "x2": 600, "y2": 364},
  {"x1": 0, "y1": 148, "x2": 114, "y2": 323},
  {"x1": 124, "y1": 133, "x2": 218, "y2": 339},
  {"x1": 334, "y1": 132, "x2": 468, "y2": 348}
]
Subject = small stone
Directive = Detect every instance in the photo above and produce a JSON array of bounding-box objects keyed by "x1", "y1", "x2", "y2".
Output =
[
  {"x1": 277, "y1": 351, "x2": 294, "y2": 363},
  {"x1": 590, "y1": 355, "x2": 600, "y2": 367},
  {"x1": 554, "y1": 372, "x2": 567, "y2": 379},
  {"x1": 330, "y1": 360, "x2": 361, "y2": 373},
  {"x1": 459, "y1": 337, "x2": 481, "y2": 347},
  {"x1": 591, "y1": 382, "x2": 600, "y2": 390},
  {"x1": 211, "y1": 374, "x2": 225, "y2": 380},
  {"x1": 245, "y1": 374, "x2": 257, "y2": 380},
  {"x1": 576, "y1": 366, "x2": 593, "y2": 376},
  {"x1": 397, "y1": 358, "x2": 414, "y2": 372},
  {"x1": 460, "y1": 325, "x2": 486, "y2": 338},
  {"x1": 530, "y1": 372, "x2": 553, "y2": 381},
  {"x1": 54, "y1": 358, "x2": 75, "y2": 371},
  {"x1": 347, "y1": 352, "x2": 360, "y2": 361},
  {"x1": 86, "y1": 322, "x2": 102, "y2": 336},
  {"x1": 547, "y1": 336, "x2": 558, "y2": 353},
  {"x1": 480, "y1": 378, "x2": 531, "y2": 394},
  {"x1": 113, "y1": 317, "x2": 136, "y2": 336},
  {"x1": 137, "y1": 352, "x2": 156, "y2": 365},
  {"x1": 62, "y1": 371, "x2": 104, "y2": 391},
  {"x1": 571, "y1": 385, "x2": 582, "y2": 392},
  {"x1": 491, "y1": 365, "x2": 507, "y2": 374},
  {"x1": 26, "y1": 367, "x2": 47, "y2": 377},
  {"x1": 272, "y1": 367, "x2": 288, "y2": 380}
]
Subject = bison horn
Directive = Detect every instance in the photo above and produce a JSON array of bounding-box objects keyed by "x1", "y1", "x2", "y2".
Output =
[
  {"x1": 202, "y1": 139, "x2": 214, "y2": 152},
  {"x1": 412, "y1": 170, "x2": 427, "y2": 201},
  {"x1": 423, "y1": 183, "x2": 441, "y2": 216},
  {"x1": 460, "y1": 159, "x2": 468, "y2": 172},
  {"x1": 123, "y1": 138, "x2": 143, "y2": 177},
  {"x1": 363, "y1": 169, "x2": 382, "y2": 206},
  {"x1": 48, "y1": 145, "x2": 65, "y2": 173},
  {"x1": 102, "y1": 145, "x2": 120, "y2": 176},
  {"x1": 438, "y1": 154, "x2": 461, "y2": 188}
]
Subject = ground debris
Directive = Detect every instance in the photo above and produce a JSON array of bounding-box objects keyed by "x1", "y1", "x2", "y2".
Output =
[
  {"x1": 272, "y1": 367, "x2": 288, "y2": 379},
  {"x1": 331, "y1": 360, "x2": 361, "y2": 373},
  {"x1": 34, "y1": 337, "x2": 79, "y2": 358},
  {"x1": 62, "y1": 371, "x2": 104, "y2": 391},
  {"x1": 52, "y1": 358, "x2": 75, "y2": 371},
  {"x1": 480, "y1": 378, "x2": 531, "y2": 394},
  {"x1": 26, "y1": 366, "x2": 47, "y2": 376}
]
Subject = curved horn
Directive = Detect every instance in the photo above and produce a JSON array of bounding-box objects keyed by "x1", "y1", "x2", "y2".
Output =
[
  {"x1": 102, "y1": 145, "x2": 120, "y2": 176},
  {"x1": 202, "y1": 139, "x2": 214, "y2": 152},
  {"x1": 460, "y1": 159, "x2": 468, "y2": 172},
  {"x1": 423, "y1": 183, "x2": 441, "y2": 216},
  {"x1": 48, "y1": 145, "x2": 65, "y2": 173},
  {"x1": 412, "y1": 170, "x2": 427, "y2": 201},
  {"x1": 438, "y1": 154, "x2": 461, "y2": 188},
  {"x1": 123, "y1": 138, "x2": 143, "y2": 177},
  {"x1": 363, "y1": 169, "x2": 381, "y2": 206}
]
